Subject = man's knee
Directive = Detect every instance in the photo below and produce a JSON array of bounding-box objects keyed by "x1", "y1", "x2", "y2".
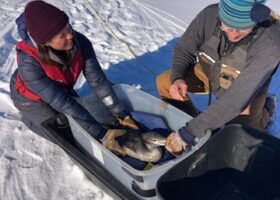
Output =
[{"x1": 156, "y1": 70, "x2": 172, "y2": 99}]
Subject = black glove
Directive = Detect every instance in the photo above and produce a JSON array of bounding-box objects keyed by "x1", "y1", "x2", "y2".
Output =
[{"x1": 178, "y1": 127, "x2": 197, "y2": 146}]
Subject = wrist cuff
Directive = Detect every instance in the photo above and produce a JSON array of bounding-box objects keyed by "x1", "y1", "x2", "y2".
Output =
[
  {"x1": 115, "y1": 112, "x2": 127, "y2": 120},
  {"x1": 178, "y1": 127, "x2": 196, "y2": 146}
]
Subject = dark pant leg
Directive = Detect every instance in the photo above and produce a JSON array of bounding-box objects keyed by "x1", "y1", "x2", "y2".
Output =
[
  {"x1": 10, "y1": 73, "x2": 75, "y2": 143},
  {"x1": 21, "y1": 115, "x2": 56, "y2": 142},
  {"x1": 16, "y1": 101, "x2": 76, "y2": 144},
  {"x1": 12, "y1": 97, "x2": 66, "y2": 140},
  {"x1": 227, "y1": 91, "x2": 270, "y2": 130},
  {"x1": 15, "y1": 100, "x2": 59, "y2": 140}
]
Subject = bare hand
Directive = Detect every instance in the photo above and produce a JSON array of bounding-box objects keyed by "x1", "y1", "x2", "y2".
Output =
[{"x1": 169, "y1": 79, "x2": 187, "y2": 101}]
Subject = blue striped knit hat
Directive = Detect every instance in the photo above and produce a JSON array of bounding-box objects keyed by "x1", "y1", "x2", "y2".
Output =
[{"x1": 219, "y1": 0, "x2": 267, "y2": 29}]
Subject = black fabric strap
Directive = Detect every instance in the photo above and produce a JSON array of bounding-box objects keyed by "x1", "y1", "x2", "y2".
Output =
[{"x1": 178, "y1": 127, "x2": 196, "y2": 146}]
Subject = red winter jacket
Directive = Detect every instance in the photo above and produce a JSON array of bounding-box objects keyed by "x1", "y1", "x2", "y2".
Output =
[
  {"x1": 10, "y1": 24, "x2": 125, "y2": 138},
  {"x1": 15, "y1": 41, "x2": 84, "y2": 102}
]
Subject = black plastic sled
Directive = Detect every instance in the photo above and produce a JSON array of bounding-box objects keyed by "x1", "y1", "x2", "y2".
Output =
[
  {"x1": 42, "y1": 114, "x2": 280, "y2": 200},
  {"x1": 42, "y1": 116, "x2": 139, "y2": 200},
  {"x1": 157, "y1": 125, "x2": 280, "y2": 200}
]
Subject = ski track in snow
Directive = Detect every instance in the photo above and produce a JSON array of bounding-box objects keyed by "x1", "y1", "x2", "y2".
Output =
[
  {"x1": 0, "y1": 0, "x2": 183, "y2": 199},
  {"x1": 65, "y1": 0, "x2": 182, "y2": 94}
]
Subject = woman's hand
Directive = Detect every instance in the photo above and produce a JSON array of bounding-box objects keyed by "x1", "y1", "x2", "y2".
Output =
[
  {"x1": 117, "y1": 115, "x2": 139, "y2": 129},
  {"x1": 101, "y1": 129, "x2": 127, "y2": 156}
]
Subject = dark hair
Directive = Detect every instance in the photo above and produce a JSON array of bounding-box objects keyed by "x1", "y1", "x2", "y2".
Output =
[
  {"x1": 38, "y1": 44, "x2": 72, "y2": 72},
  {"x1": 38, "y1": 44, "x2": 52, "y2": 64}
]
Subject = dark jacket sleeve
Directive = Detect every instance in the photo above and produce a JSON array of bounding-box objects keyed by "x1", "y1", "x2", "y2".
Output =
[
  {"x1": 17, "y1": 52, "x2": 106, "y2": 139},
  {"x1": 171, "y1": 4, "x2": 218, "y2": 83},
  {"x1": 75, "y1": 31, "x2": 126, "y2": 116}
]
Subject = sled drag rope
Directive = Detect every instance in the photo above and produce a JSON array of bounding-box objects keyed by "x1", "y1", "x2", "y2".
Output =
[
  {"x1": 85, "y1": 0, "x2": 156, "y2": 76},
  {"x1": 134, "y1": 0, "x2": 186, "y2": 31}
]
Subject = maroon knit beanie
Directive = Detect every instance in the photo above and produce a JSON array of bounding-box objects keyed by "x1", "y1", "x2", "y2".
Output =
[{"x1": 24, "y1": 1, "x2": 69, "y2": 44}]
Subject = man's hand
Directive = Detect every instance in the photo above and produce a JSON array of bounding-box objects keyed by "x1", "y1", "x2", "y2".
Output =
[
  {"x1": 169, "y1": 79, "x2": 187, "y2": 101},
  {"x1": 165, "y1": 131, "x2": 188, "y2": 154},
  {"x1": 101, "y1": 129, "x2": 127, "y2": 156},
  {"x1": 117, "y1": 115, "x2": 139, "y2": 129}
]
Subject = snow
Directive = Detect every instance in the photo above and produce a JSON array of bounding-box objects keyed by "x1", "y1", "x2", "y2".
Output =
[{"x1": 0, "y1": 0, "x2": 279, "y2": 199}]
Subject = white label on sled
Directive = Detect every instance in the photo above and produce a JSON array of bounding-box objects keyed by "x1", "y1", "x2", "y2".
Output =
[{"x1": 90, "y1": 141, "x2": 104, "y2": 164}]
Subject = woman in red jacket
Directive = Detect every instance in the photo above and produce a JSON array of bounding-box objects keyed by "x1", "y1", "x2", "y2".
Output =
[{"x1": 10, "y1": 1, "x2": 137, "y2": 154}]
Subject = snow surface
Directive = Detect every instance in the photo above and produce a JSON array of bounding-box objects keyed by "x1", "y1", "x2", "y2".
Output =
[{"x1": 0, "y1": 0, "x2": 279, "y2": 199}]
